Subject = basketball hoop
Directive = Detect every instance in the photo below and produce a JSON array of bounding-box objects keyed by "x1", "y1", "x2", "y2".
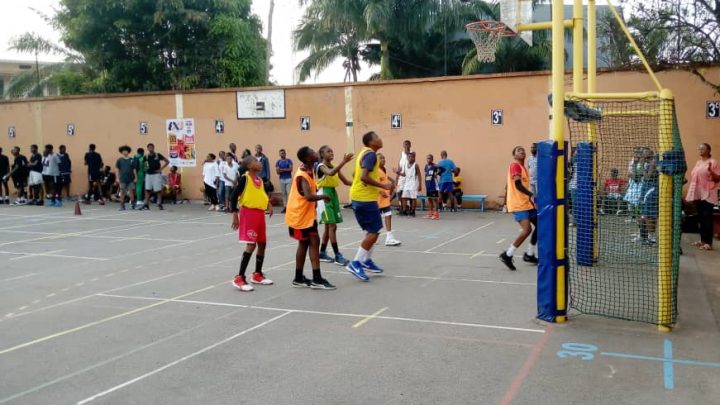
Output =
[{"x1": 465, "y1": 21, "x2": 516, "y2": 63}]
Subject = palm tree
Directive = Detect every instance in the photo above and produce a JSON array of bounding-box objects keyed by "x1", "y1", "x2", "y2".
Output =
[
  {"x1": 295, "y1": 0, "x2": 484, "y2": 81},
  {"x1": 7, "y1": 33, "x2": 63, "y2": 97}
]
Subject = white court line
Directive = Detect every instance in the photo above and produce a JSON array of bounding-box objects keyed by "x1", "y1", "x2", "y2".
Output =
[
  {"x1": 4, "y1": 250, "x2": 109, "y2": 262},
  {"x1": 424, "y1": 222, "x2": 495, "y2": 253},
  {"x1": 96, "y1": 294, "x2": 544, "y2": 334},
  {"x1": 376, "y1": 248, "x2": 472, "y2": 257},
  {"x1": 353, "y1": 307, "x2": 389, "y2": 328},
  {"x1": 7, "y1": 250, "x2": 65, "y2": 261},
  {"x1": 496, "y1": 238, "x2": 506, "y2": 244},
  {"x1": 322, "y1": 269, "x2": 535, "y2": 286},
  {"x1": 420, "y1": 270, "x2": 450, "y2": 288},
  {"x1": 1, "y1": 273, "x2": 38, "y2": 282},
  {"x1": 470, "y1": 250, "x2": 486, "y2": 259},
  {"x1": 75, "y1": 312, "x2": 291, "y2": 405}
]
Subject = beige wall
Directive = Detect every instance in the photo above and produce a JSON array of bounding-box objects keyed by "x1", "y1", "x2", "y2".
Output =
[{"x1": 1, "y1": 68, "x2": 718, "y2": 208}]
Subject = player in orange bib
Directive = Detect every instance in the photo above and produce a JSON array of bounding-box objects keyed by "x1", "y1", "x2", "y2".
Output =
[
  {"x1": 285, "y1": 147, "x2": 335, "y2": 290},
  {"x1": 230, "y1": 156, "x2": 274, "y2": 291},
  {"x1": 499, "y1": 146, "x2": 539, "y2": 271}
]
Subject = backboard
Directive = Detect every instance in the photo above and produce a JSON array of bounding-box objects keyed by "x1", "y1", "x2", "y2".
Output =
[
  {"x1": 236, "y1": 89, "x2": 286, "y2": 119},
  {"x1": 501, "y1": 0, "x2": 533, "y2": 46}
]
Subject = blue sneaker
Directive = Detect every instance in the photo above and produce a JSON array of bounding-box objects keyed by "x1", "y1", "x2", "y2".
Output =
[
  {"x1": 345, "y1": 261, "x2": 369, "y2": 281},
  {"x1": 319, "y1": 251, "x2": 334, "y2": 263},
  {"x1": 361, "y1": 259, "x2": 384, "y2": 273},
  {"x1": 53, "y1": 200, "x2": 63, "y2": 207},
  {"x1": 334, "y1": 253, "x2": 349, "y2": 266}
]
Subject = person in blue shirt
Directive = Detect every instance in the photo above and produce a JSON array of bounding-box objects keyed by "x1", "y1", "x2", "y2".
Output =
[
  {"x1": 437, "y1": 150, "x2": 456, "y2": 211},
  {"x1": 275, "y1": 148, "x2": 293, "y2": 213}
]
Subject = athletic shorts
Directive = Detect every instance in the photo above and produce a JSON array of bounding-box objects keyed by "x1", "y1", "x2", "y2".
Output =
[
  {"x1": 439, "y1": 182, "x2": 454, "y2": 193},
  {"x1": 119, "y1": 181, "x2": 135, "y2": 191},
  {"x1": 42, "y1": 174, "x2": 54, "y2": 184},
  {"x1": 145, "y1": 173, "x2": 163, "y2": 192},
  {"x1": 288, "y1": 221, "x2": 319, "y2": 241},
  {"x1": 318, "y1": 187, "x2": 343, "y2": 224},
  {"x1": 239, "y1": 207, "x2": 267, "y2": 244},
  {"x1": 88, "y1": 171, "x2": 103, "y2": 182},
  {"x1": 380, "y1": 206, "x2": 393, "y2": 217},
  {"x1": 426, "y1": 190, "x2": 439, "y2": 198},
  {"x1": 512, "y1": 209, "x2": 537, "y2": 222},
  {"x1": 60, "y1": 173, "x2": 72, "y2": 185},
  {"x1": 352, "y1": 201, "x2": 383, "y2": 234},
  {"x1": 29, "y1": 171, "x2": 43, "y2": 186},
  {"x1": 402, "y1": 189, "x2": 418, "y2": 199},
  {"x1": 12, "y1": 176, "x2": 26, "y2": 188}
]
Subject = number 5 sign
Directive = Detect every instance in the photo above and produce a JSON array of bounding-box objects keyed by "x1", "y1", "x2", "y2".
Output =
[{"x1": 707, "y1": 101, "x2": 720, "y2": 119}]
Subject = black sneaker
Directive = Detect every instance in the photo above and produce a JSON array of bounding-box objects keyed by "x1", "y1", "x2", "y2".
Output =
[
  {"x1": 140, "y1": 204, "x2": 150, "y2": 210},
  {"x1": 292, "y1": 277, "x2": 312, "y2": 288},
  {"x1": 499, "y1": 252, "x2": 516, "y2": 271},
  {"x1": 311, "y1": 278, "x2": 336, "y2": 290},
  {"x1": 157, "y1": 204, "x2": 164, "y2": 210},
  {"x1": 523, "y1": 253, "x2": 539, "y2": 264}
]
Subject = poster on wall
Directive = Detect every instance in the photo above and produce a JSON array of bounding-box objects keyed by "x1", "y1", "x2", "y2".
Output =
[{"x1": 166, "y1": 118, "x2": 197, "y2": 167}]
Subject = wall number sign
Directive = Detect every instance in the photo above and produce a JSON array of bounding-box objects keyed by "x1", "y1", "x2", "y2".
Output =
[
  {"x1": 300, "y1": 116, "x2": 310, "y2": 131},
  {"x1": 215, "y1": 119, "x2": 225, "y2": 134},
  {"x1": 707, "y1": 101, "x2": 720, "y2": 119},
  {"x1": 8, "y1": 126, "x2": 16, "y2": 139},
  {"x1": 391, "y1": 113, "x2": 402, "y2": 129},
  {"x1": 139, "y1": 121, "x2": 149, "y2": 135},
  {"x1": 67, "y1": 124, "x2": 76, "y2": 136},
  {"x1": 491, "y1": 109, "x2": 503, "y2": 126}
]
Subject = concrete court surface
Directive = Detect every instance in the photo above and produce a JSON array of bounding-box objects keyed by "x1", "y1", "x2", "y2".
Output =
[{"x1": 0, "y1": 203, "x2": 718, "y2": 405}]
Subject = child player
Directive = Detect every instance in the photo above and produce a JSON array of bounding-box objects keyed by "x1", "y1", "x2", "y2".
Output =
[
  {"x1": 230, "y1": 156, "x2": 275, "y2": 291},
  {"x1": 316, "y1": 145, "x2": 354, "y2": 265},
  {"x1": 286, "y1": 147, "x2": 335, "y2": 290},
  {"x1": 378, "y1": 153, "x2": 401, "y2": 246},
  {"x1": 499, "y1": 146, "x2": 539, "y2": 270},
  {"x1": 346, "y1": 131, "x2": 394, "y2": 281},
  {"x1": 400, "y1": 151, "x2": 421, "y2": 217},
  {"x1": 424, "y1": 154, "x2": 440, "y2": 219}
]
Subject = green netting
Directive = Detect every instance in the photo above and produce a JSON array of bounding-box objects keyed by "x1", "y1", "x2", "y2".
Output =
[{"x1": 565, "y1": 96, "x2": 682, "y2": 326}]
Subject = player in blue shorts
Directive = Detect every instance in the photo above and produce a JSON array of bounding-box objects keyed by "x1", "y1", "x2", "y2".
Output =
[{"x1": 424, "y1": 154, "x2": 440, "y2": 220}]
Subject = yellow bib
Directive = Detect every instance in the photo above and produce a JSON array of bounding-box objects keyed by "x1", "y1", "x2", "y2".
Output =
[
  {"x1": 238, "y1": 173, "x2": 269, "y2": 210},
  {"x1": 350, "y1": 147, "x2": 381, "y2": 202},
  {"x1": 316, "y1": 163, "x2": 340, "y2": 188}
]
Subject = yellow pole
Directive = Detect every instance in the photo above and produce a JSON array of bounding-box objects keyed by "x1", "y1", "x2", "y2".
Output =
[
  {"x1": 657, "y1": 88, "x2": 674, "y2": 332},
  {"x1": 517, "y1": 20, "x2": 574, "y2": 31},
  {"x1": 606, "y1": 0, "x2": 663, "y2": 91},
  {"x1": 552, "y1": 0, "x2": 567, "y2": 323},
  {"x1": 587, "y1": 0, "x2": 597, "y2": 93},
  {"x1": 572, "y1": 0, "x2": 583, "y2": 94}
]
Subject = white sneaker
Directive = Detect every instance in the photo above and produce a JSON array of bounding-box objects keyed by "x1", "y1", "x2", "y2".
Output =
[
  {"x1": 385, "y1": 238, "x2": 402, "y2": 246},
  {"x1": 208, "y1": 205, "x2": 215, "y2": 211},
  {"x1": 631, "y1": 235, "x2": 642, "y2": 243},
  {"x1": 214, "y1": 205, "x2": 221, "y2": 211}
]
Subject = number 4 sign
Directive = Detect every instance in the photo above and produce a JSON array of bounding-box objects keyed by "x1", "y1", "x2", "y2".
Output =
[
  {"x1": 391, "y1": 114, "x2": 402, "y2": 129},
  {"x1": 707, "y1": 101, "x2": 720, "y2": 119}
]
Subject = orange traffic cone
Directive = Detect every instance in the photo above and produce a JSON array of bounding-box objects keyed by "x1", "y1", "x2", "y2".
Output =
[{"x1": 74, "y1": 196, "x2": 82, "y2": 216}]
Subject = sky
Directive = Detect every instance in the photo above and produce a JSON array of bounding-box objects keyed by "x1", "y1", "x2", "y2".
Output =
[{"x1": 0, "y1": 0, "x2": 375, "y2": 85}]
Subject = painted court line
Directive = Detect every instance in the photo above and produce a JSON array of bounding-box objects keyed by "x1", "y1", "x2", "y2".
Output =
[
  {"x1": 420, "y1": 270, "x2": 450, "y2": 288},
  {"x1": 0, "y1": 285, "x2": 216, "y2": 355},
  {"x1": 353, "y1": 307, "x2": 389, "y2": 328},
  {"x1": 96, "y1": 293, "x2": 545, "y2": 334},
  {"x1": 75, "y1": 312, "x2": 291, "y2": 405},
  {"x1": 499, "y1": 325, "x2": 554, "y2": 405},
  {"x1": 1, "y1": 273, "x2": 38, "y2": 282},
  {"x1": 8, "y1": 250, "x2": 65, "y2": 261},
  {"x1": 323, "y1": 270, "x2": 535, "y2": 286},
  {"x1": 424, "y1": 221, "x2": 495, "y2": 253},
  {"x1": 600, "y1": 352, "x2": 720, "y2": 368}
]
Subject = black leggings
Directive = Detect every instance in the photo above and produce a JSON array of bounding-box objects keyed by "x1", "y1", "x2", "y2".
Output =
[
  {"x1": 696, "y1": 199, "x2": 715, "y2": 246},
  {"x1": 204, "y1": 184, "x2": 219, "y2": 205}
]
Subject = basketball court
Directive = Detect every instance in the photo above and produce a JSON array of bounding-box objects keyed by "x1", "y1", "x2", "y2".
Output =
[{"x1": 0, "y1": 204, "x2": 718, "y2": 404}]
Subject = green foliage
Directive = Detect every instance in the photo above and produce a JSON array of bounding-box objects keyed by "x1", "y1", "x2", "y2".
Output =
[{"x1": 54, "y1": 0, "x2": 267, "y2": 93}]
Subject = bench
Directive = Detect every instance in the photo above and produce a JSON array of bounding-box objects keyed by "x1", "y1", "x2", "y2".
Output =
[{"x1": 416, "y1": 194, "x2": 488, "y2": 212}]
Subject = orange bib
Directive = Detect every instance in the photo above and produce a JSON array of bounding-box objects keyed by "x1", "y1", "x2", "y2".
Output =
[{"x1": 285, "y1": 168, "x2": 318, "y2": 229}]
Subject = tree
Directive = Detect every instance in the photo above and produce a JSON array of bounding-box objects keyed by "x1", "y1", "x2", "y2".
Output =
[
  {"x1": 54, "y1": 0, "x2": 268, "y2": 93},
  {"x1": 600, "y1": 0, "x2": 720, "y2": 93}
]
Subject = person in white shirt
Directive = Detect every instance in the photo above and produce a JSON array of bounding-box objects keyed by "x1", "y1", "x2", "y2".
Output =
[
  {"x1": 395, "y1": 140, "x2": 412, "y2": 215},
  {"x1": 222, "y1": 154, "x2": 240, "y2": 211},
  {"x1": 203, "y1": 153, "x2": 221, "y2": 211}
]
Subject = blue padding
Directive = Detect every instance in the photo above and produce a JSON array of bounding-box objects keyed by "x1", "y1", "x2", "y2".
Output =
[
  {"x1": 575, "y1": 142, "x2": 594, "y2": 266},
  {"x1": 537, "y1": 140, "x2": 560, "y2": 322}
]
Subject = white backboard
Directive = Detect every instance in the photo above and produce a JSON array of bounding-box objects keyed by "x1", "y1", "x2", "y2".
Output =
[
  {"x1": 501, "y1": 0, "x2": 533, "y2": 46},
  {"x1": 236, "y1": 89, "x2": 286, "y2": 119}
]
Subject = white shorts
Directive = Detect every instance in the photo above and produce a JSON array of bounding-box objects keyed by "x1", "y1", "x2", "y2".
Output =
[
  {"x1": 402, "y1": 189, "x2": 418, "y2": 199},
  {"x1": 145, "y1": 173, "x2": 163, "y2": 192},
  {"x1": 380, "y1": 206, "x2": 393, "y2": 217},
  {"x1": 29, "y1": 171, "x2": 43, "y2": 186},
  {"x1": 397, "y1": 177, "x2": 406, "y2": 192}
]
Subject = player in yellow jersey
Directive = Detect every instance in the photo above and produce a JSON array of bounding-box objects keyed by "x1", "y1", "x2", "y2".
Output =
[
  {"x1": 230, "y1": 156, "x2": 274, "y2": 291},
  {"x1": 316, "y1": 145, "x2": 354, "y2": 266},
  {"x1": 346, "y1": 131, "x2": 394, "y2": 281}
]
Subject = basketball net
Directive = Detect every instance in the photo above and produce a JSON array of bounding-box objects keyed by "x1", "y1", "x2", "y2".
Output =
[{"x1": 466, "y1": 21, "x2": 516, "y2": 63}]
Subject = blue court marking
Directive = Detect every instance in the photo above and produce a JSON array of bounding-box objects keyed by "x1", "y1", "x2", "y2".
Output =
[
  {"x1": 663, "y1": 339, "x2": 674, "y2": 390},
  {"x1": 599, "y1": 352, "x2": 720, "y2": 368}
]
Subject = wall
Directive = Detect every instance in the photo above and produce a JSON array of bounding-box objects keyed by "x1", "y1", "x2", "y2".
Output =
[{"x1": 1, "y1": 67, "x2": 718, "y2": 208}]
